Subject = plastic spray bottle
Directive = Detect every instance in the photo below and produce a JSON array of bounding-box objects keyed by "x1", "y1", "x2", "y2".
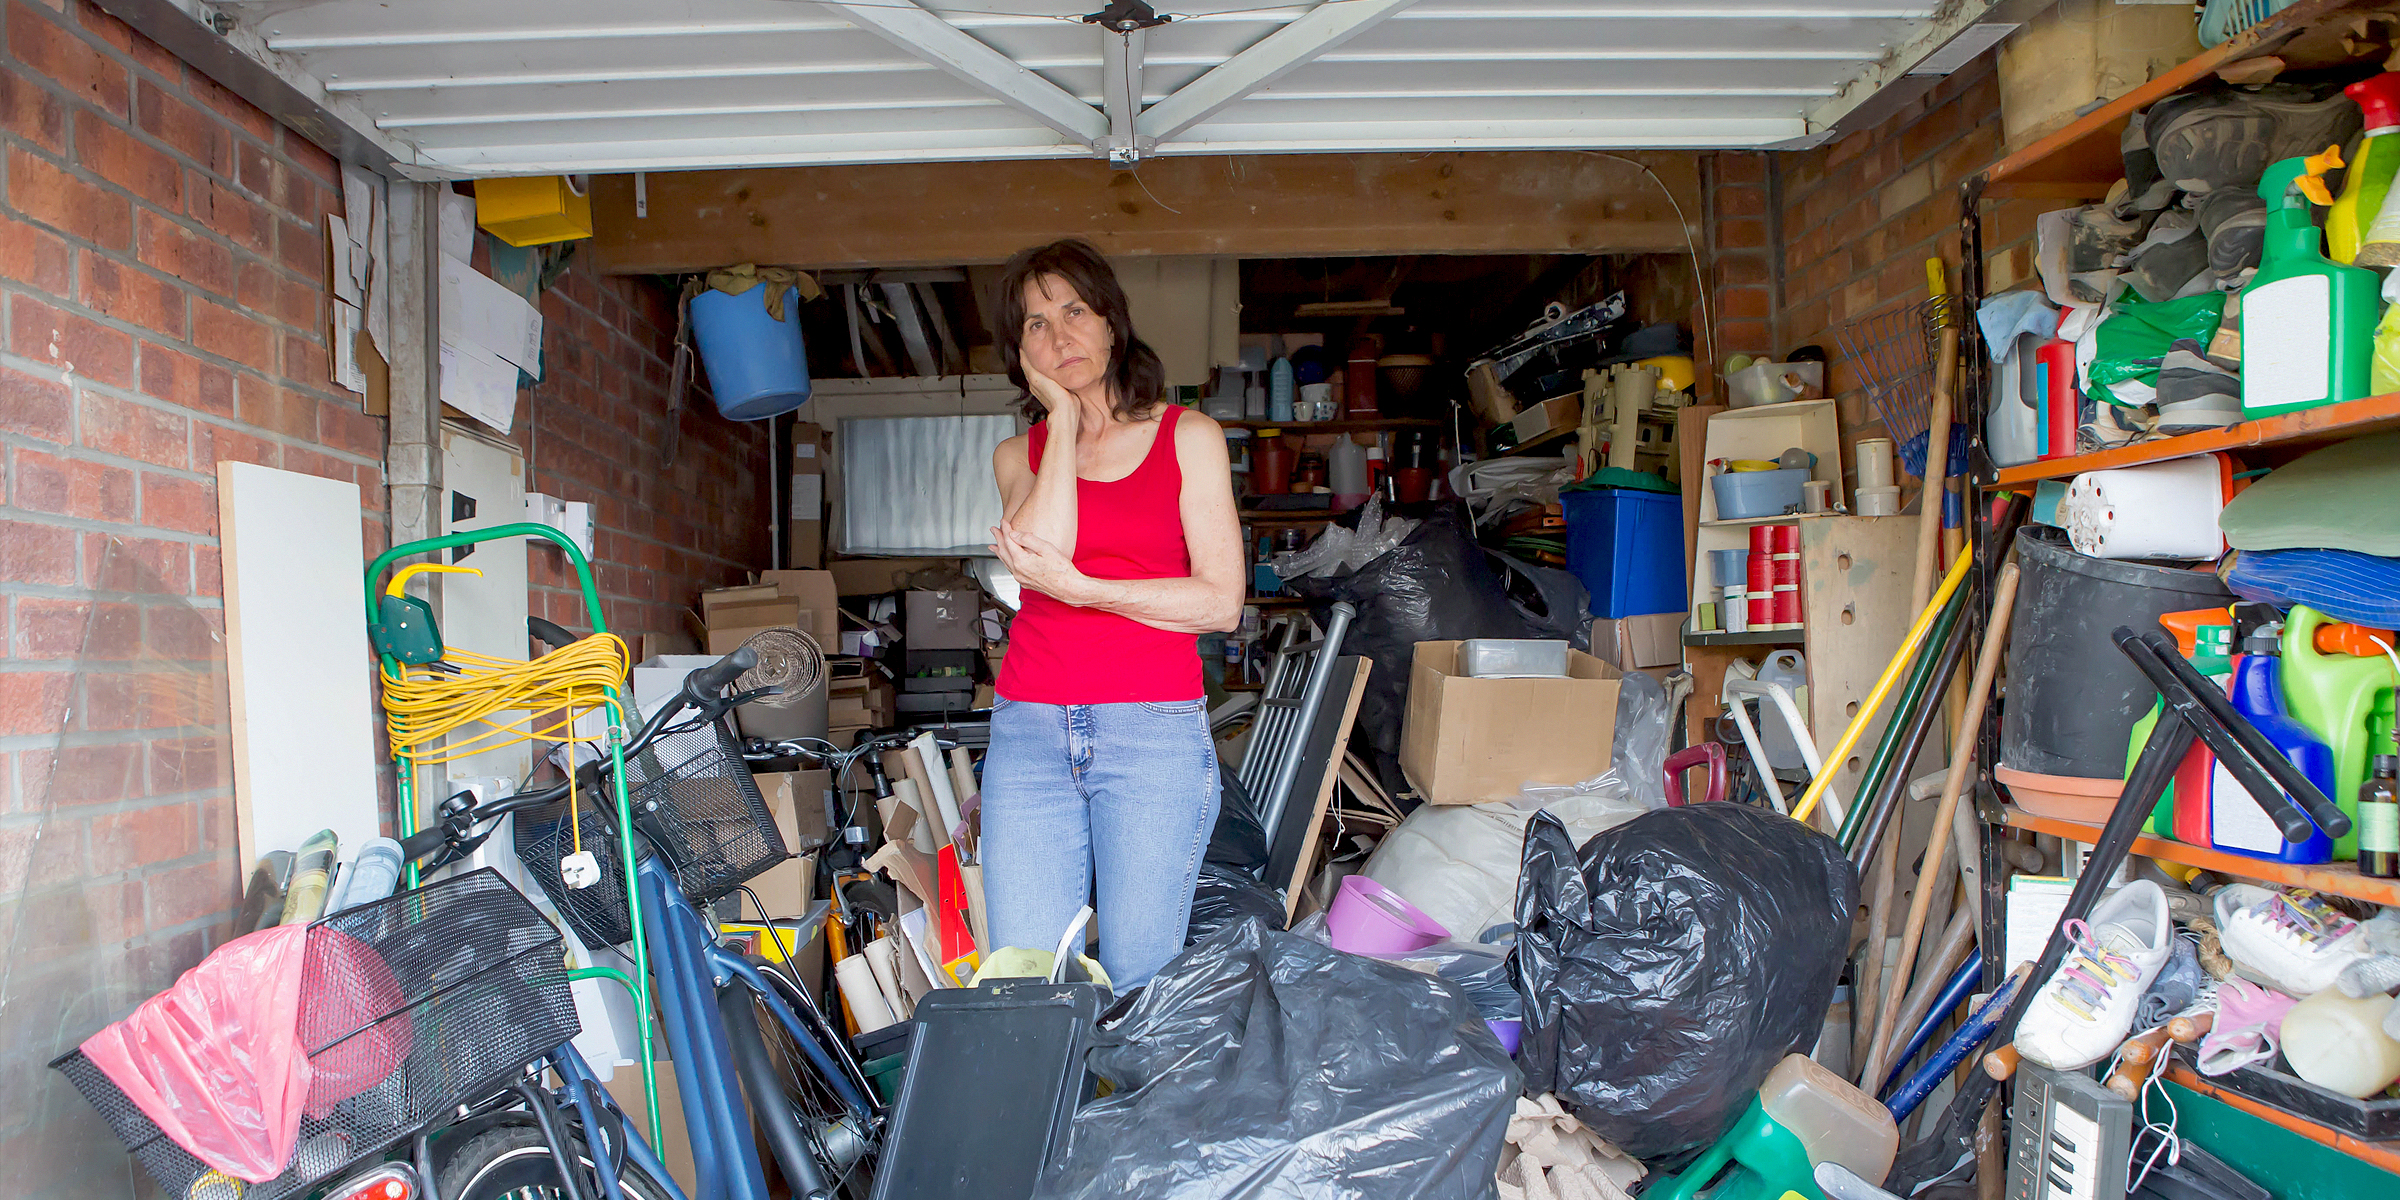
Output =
[
  {"x1": 2329, "y1": 73, "x2": 2400, "y2": 264},
  {"x1": 2242, "y1": 148, "x2": 2381, "y2": 418},
  {"x1": 2372, "y1": 269, "x2": 2400, "y2": 397},
  {"x1": 2210, "y1": 623, "x2": 2336, "y2": 863}
]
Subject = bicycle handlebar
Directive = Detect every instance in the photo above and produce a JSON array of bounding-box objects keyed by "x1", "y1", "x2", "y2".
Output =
[{"x1": 683, "y1": 646, "x2": 756, "y2": 709}]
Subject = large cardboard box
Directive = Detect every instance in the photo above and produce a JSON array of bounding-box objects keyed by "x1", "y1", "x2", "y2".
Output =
[
  {"x1": 702, "y1": 571, "x2": 838, "y2": 653},
  {"x1": 604, "y1": 1055, "x2": 696, "y2": 1195},
  {"x1": 904, "y1": 589, "x2": 980, "y2": 650},
  {"x1": 826, "y1": 557, "x2": 959, "y2": 595},
  {"x1": 1591, "y1": 613, "x2": 1682, "y2": 670},
  {"x1": 1400, "y1": 641, "x2": 1622, "y2": 805},
  {"x1": 788, "y1": 421, "x2": 828, "y2": 568}
]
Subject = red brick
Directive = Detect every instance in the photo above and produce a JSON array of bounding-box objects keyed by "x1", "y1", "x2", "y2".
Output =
[
  {"x1": 277, "y1": 276, "x2": 319, "y2": 330},
  {"x1": 134, "y1": 80, "x2": 226, "y2": 175},
  {"x1": 5, "y1": 146, "x2": 130, "y2": 249},
  {"x1": 91, "y1": 800, "x2": 198, "y2": 874},
  {"x1": 146, "y1": 853, "x2": 237, "y2": 927},
  {"x1": 79, "y1": 256, "x2": 185, "y2": 337},
  {"x1": 233, "y1": 135, "x2": 274, "y2": 199},
  {"x1": 75, "y1": 116, "x2": 182, "y2": 210},
  {"x1": 1717, "y1": 185, "x2": 1767, "y2": 219},
  {"x1": 11, "y1": 595, "x2": 85, "y2": 657},
  {"x1": 132, "y1": 208, "x2": 235, "y2": 297},
  {"x1": 0, "y1": 366, "x2": 72, "y2": 443},
  {"x1": 8, "y1": 5, "x2": 128, "y2": 117},
  {"x1": 281, "y1": 331, "x2": 327, "y2": 382},
  {"x1": 0, "y1": 212, "x2": 73, "y2": 294},
  {"x1": 0, "y1": 670, "x2": 72, "y2": 736},
  {"x1": 0, "y1": 68, "x2": 66, "y2": 153},
  {"x1": 79, "y1": 390, "x2": 188, "y2": 468},
  {"x1": 185, "y1": 69, "x2": 271, "y2": 141},
  {"x1": 1718, "y1": 216, "x2": 1768, "y2": 251},
  {"x1": 280, "y1": 126, "x2": 339, "y2": 187},
  {"x1": 189, "y1": 298, "x2": 274, "y2": 370},
  {"x1": 1715, "y1": 151, "x2": 1765, "y2": 185},
  {"x1": 281, "y1": 444, "x2": 349, "y2": 484},
  {"x1": 234, "y1": 256, "x2": 277, "y2": 316},
  {"x1": 0, "y1": 518, "x2": 76, "y2": 587},
  {"x1": 1718, "y1": 286, "x2": 1772, "y2": 320},
  {"x1": 192, "y1": 543, "x2": 220, "y2": 596},
  {"x1": 319, "y1": 396, "x2": 382, "y2": 458},
  {"x1": 137, "y1": 342, "x2": 236, "y2": 418},
  {"x1": 190, "y1": 418, "x2": 275, "y2": 472},
  {"x1": 148, "y1": 737, "x2": 228, "y2": 795},
  {"x1": 185, "y1": 175, "x2": 271, "y2": 253},
  {"x1": 239, "y1": 381, "x2": 316, "y2": 440},
  {"x1": 145, "y1": 603, "x2": 219, "y2": 661},
  {"x1": 10, "y1": 444, "x2": 134, "y2": 520},
  {"x1": 276, "y1": 216, "x2": 319, "y2": 275},
  {"x1": 137, "y1": 470, "x2": 213, "y2": 533},
  {"x1": 9, "y1": 295, "x2": 134, "y2": 386},
  {"x1": 85, "y1": 531, "x2": 189, "y2": 592}
]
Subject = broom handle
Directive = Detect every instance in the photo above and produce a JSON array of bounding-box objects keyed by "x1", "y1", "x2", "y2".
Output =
[{"x1": 1911, "y1": 259, "x2": 1955, "y2": 611}]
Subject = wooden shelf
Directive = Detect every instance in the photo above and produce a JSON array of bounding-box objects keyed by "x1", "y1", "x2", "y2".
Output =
[
  {"x1": 2166, "y1": 1067, "x2": 2400, "y2": 1177},
  {"x1": 1976, "y1": 0, "x2": 2364, "y2": 199},
  {"x1": 1684, "y1": 629, "x2": 1805, "y2": 647},
  {"x1": 1240, "y1": 510, "x2": 1335, "y2": 525},
  {"x1": 1223, "y1": 418, "x2": 1439, "y2": 434},
  {"x1": 2001, "y1": 807, "x2": 2400, "y2": 907},
  {"x1": 1701, "y1": 511, "x2": 1841, "y2": 530},
  {"x1": 1983, "y1": 393, "x2": 2400, "y2": 488}
]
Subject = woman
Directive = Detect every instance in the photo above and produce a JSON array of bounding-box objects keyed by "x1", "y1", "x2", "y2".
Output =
[{"x1": 982, "y1": 239, "x2": 1245, "y2": 990}]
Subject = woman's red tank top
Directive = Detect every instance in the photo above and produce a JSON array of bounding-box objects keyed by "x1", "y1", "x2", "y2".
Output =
[{"x1": 996, "y1": 405, "x2": 1203, "y2": 704}]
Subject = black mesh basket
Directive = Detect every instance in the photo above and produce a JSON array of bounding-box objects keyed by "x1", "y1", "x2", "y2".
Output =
[
  {"x1": 515, "y1": 713, "x2": 788, "y2": 949},
  {"x1": 55, "y1": 869, "x2": 577, "y2": 1200}
]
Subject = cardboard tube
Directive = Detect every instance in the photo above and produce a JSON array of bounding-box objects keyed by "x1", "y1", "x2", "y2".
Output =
[
  {"x1": 862, "y1": 935, "x2": 909, "y2": 1019},
  {"x1": 835, "y1": 953, "x2": 898, "y2": 1033},
  {"x1": 894, "y1": 778, "x2": 939, "y2": 854},
  {"x1": 912, "y1": 734, "x2": 965, "y2": 841}
]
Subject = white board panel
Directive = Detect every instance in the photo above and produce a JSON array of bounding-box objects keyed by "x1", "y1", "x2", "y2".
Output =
[
  {"x1": 438, "y1": 424, "x2": 533, "y2": 785},
  {"x1": 218, "y1": 462, "x2": 382, "y2": 871}
]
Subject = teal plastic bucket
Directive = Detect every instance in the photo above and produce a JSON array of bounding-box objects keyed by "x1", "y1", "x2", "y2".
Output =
[{"x1": 690, "y1": 285, "x2": 812, "y2": 420}]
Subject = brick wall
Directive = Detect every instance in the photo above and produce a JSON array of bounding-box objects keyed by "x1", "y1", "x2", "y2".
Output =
[
  {"x1": 1708, "y1": 150, "x2": 1778, "y2": 369},
  {"x1": 0, "y1": 0, "x2": 765, "y2": 1183}
]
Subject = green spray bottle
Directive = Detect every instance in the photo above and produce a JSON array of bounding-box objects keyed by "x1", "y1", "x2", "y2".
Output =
[
  {"x1": 2242, "y1": 147, "x2": 2381, "y2": 418},
  {"x1": 2281, "y1": 605, "x2": 2399, "y2": 860}
]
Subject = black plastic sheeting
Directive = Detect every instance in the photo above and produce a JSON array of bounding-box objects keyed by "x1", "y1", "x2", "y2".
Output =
[
  {"x1": 1185, "y1": 864, "x2": 1284, "y2": 946},
  {"x1": 1041, "y1": 919, "x2": 1521, "y2": 1200},
  {"x1": 1511, "y1": 804, "x2": 1856, "y2": 1161}
]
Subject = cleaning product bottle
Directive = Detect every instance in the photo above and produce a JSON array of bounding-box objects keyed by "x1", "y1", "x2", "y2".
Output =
[
  {"x1": 2329, "y1": 73, "x2": 2400, "y2": 264},
  {"x1": 2128, "y1": 607, "x2": 2233, "y2": 841},
  {"x1": 2360, "y1": 754, "x2": 2400, "y2": 878},
  {"x1": 2242, "y1": 148, "x2": 2381, "y2": 418},
  {"x1": 2280, "y1": 605, "x2": 2399, "y2": 860},
  {"x1": 1268, "y1": 356, "x2": 1295, "y2": 423},
  {"x1": 2211, "y1": 623, "x2": 2337, "y2": 863}
]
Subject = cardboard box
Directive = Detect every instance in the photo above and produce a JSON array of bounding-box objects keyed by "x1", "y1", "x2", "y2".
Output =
[
  {"x1": 1509, "y1": 394, "x2": 1581, "y2": 446},
  {"x1": 604, "y1": 1056, "x2": 696, "y2": 1195},
  {"x1": 701, "y1": 570, "x2": 838, "y2": 653},
  {"x1": 788, "y1": 421, "x2": 828, "y2": 569},
  {"x1": 757, "y1": 769, "x2": 833, "y2": 856},
  {"x1": 826, "y1": 557, "x2": 960, "y2": 596},
  {"x1": 754, "y1": 569, "x2": 839, "y2": 647},
  {"x1": 905, "y1": 589, "x2": 981, "y2": 650},
  {"x1": 1399, "y1": 641, "x2": 1622, "y2": 805},
  {"x1": 1591, "y1": 613, "x2": 1683, "y2": 670}
]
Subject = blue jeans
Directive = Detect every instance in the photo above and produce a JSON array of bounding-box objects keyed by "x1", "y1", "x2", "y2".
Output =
[{"x1": 979, "y1": 697, "x2": 1220, "y2": 990}]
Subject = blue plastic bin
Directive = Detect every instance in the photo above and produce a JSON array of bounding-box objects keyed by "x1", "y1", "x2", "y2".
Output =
[
  {"x1": 689, "y1": 284, "x2": 812, "y2": 420},
  {"x1": 1562, "y1": 488, "x2": 1686, "y2": 619}
]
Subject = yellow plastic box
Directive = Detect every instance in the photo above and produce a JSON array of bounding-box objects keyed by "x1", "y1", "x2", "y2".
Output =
[{"x1": 474, "y1": 175, "x2": 592, "y2": 246}]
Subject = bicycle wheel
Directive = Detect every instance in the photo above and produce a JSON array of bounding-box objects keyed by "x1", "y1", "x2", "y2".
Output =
[
  {"x1": 437, "y1": 1125, "x2": 674, "y2": 1200},
  {"x1": 721, "y1": 962, "x2": 879, "y2": 1200}
]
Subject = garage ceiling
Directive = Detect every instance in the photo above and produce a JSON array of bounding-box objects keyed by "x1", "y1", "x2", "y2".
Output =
[{"x1": 150, "y1": 0, "x2": 2030, "y2": 178}]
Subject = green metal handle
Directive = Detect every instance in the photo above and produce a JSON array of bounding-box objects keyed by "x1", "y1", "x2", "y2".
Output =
[{"x1": 367, "y1": 522, "x2": 604, "y2": 632}]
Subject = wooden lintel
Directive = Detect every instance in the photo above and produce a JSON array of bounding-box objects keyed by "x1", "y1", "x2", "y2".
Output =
[{"x1": 588, "y1": 151, "x2": 1702, "y2": 274}]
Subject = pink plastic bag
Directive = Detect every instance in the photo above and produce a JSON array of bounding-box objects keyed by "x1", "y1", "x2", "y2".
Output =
[{"x1": 79, "y1": 922, "x2": 413, "y2": 1183}]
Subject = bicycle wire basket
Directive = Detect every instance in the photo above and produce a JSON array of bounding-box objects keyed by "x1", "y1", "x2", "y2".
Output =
[
  {"x1": 54, "y1": 869, "x2": 578, "y2": 1200},
  {"x1": 515, "y1": 711, "x2": 788, "y2": 949}
]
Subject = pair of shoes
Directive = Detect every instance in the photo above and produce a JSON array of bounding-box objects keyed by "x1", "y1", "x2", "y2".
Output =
[
  {"x1": 2212, "y1": 885, "x2": 2369, "y2": 997},
  {"x1": 2016, "y1": 881, "x2": 2176, "y2": 1071}
]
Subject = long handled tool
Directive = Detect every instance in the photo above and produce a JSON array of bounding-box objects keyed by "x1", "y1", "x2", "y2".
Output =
[
  {"x1": 1911, "y1": 259, "x2": 1959, "y2": 611},
  {"x1": 1862, "y1": 563, "x2": 2022, "y2": 1086},
  {"x1": 1793, "y1": 547, "x2": 1972, "y2": 825}
]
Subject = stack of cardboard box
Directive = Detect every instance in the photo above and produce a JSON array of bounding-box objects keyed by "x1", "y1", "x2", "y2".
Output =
[
  {"x1": 828, "y1": 660, "x2": 897, "y2": 744},
  {"x1": 700, "y1": 569, "x2": 840, "y2": 653}
]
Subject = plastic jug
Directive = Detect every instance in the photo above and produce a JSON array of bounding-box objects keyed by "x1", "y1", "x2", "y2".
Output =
[
  {"x1": 1988, "y1": 332, "x2": 2044, "y2": 468},
  {"x1": 2281, "y1": 987, "x2": 2400, "y2": 1099},
  {"x1": 2242, "y1": 149, "x2": 2380, "y2": 418},
  {"x1": 1647, "y1": 1097, "x2": 1823, "y2": 1200},
  {"x1": 2211, "y1": 625, "x2": 2337, "y2": 863},
  {"x1": 2281, "y1": 605, "x2": 2398, "y2": 859},
  {"x1": 2126, "y1": 607, "x2": 2233, "y2": 841},
  {"x1": 1755, "y1": 652, "x2": 1810, "y2": 773},
  {"x1": 1269, "y1": 357, "x2": 1295, "y2": 423},
  {"x1": 1329, "y1": 437, "x2": 1370, "y2": 510},
  {"x1": 1758, "y1": 1055, "x2": 1897, "y2": 1188},
  {"x1": 2329, "y1": 73, "x2": 2400, "y2": 264}
]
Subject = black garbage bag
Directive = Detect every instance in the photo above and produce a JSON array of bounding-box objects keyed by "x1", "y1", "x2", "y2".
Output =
[
  {"x1": 1206, "y1": 762, "x2": 1268, "y2": 870},
  {"x1": 1511, "y1": 805, "x2": 1856, "y2": 1161},
  {"x1": 1185, "y1": 863, "x2": 1284, "y2": 946},
  {"x1": 1041, "y1": 918, "x2": 1520, "y2": 1200},
  {"x1": 1287, "y1": 504, "x2": 1536, "y2": 773}
]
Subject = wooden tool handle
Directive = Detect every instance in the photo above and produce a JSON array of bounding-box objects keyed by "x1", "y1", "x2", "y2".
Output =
[
  {"x1": 2168, "y1": 1011, "x2": 2216, "y2": 1044},
  {"x1": 1982, "y1": 1044, "x2": 2021, "y2": 1080},
  {"x1": 2119, "y1": 1025, "x2": 2173, "y2": 1066}
]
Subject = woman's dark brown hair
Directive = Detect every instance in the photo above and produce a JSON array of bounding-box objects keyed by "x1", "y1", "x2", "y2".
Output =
[{"x1": 993, "y1": 239, "x2": 1165, "y2": 423}]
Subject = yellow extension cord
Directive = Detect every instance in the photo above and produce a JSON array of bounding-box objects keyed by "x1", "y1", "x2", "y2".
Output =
[{"x1": 381, "y1": 632, "x2": 631, "y2": 856}]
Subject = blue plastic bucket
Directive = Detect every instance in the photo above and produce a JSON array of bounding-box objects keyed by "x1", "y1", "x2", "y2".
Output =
[
  {"x1": 690, "y1": 285, "x2": 812, "y2": 420},
  {"x1": 1562, "y1": 488, "x2": 1686, "y2": 619}
]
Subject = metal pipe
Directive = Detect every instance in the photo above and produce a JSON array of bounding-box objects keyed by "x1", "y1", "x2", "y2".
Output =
[
  {"x1": 1847, "y1": 593, "x2": 1974, "y2": 867},
  {"x1": 1881, "y1": 947, "x2": 1983, "y2": 1098},
  {"x1": 1838, "y1": 587, "x2": 1967, "y2": 849}
]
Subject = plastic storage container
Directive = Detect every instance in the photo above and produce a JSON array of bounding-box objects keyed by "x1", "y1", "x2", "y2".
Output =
[
  {"x1": 1712, "y1": 468, "x2": 1810, "y2": 520},
  {"x1": 1727, "y1": 361, "x2": 1825, "y2": 408},
  {"x1": 1562, "y1": 488, "x2": 1687, "y2": 618},
  {"x1": 2281, "y1": 604, "x2": 2399, "y2": 860},
  {"x1": 2281, "y1": 987, "x2": 2400, "y2": 1099},
  {"x1": 1758, "y1": 1054, "x2": 1899, "y2": 1187},
  {"x1": 1459, "y1": 639, "x2": 1570, "y2": 678},
  {"x1": 2002, "y1": 527, "x2": 2235, "y2": 780},
  {"x1": 690, "y1": 285, "x2": 814, "y2": 420},
  {"x1": 1325, "y1": 875, "x2": 1449, "y2": 956}
]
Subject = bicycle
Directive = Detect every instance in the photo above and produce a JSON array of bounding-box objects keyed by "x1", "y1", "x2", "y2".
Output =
[{"x1": 60, "y1": 644, "x2": 884, "y2": 1200}]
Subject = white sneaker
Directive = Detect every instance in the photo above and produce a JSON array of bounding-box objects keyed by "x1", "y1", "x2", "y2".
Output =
[
  {"x1": 2213, "y1": 884, "x2": 2368, "y2": 998},
  {"x1": 2015, "y1": 880, "x2": 2174, "y2": 1071}
]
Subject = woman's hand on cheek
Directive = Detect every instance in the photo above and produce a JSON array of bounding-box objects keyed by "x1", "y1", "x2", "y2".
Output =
[{"x1": 990, "y1": 522, "x2": 1092, "y2": 605}]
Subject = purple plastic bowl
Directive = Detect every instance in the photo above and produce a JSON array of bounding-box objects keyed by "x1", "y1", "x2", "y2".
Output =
[{"x1": 1325, "y1": 875, "x2": 1450, "y2": 956}]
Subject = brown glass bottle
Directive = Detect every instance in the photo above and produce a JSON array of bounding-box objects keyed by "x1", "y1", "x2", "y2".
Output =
[{"x1": 2360, "y1": 754, "x2": 2400, "y2": 878}]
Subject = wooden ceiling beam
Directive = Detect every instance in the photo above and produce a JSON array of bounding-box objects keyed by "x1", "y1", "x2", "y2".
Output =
[{"x1": 588, "y1": 151, "x2": 1701, "y2": 275}]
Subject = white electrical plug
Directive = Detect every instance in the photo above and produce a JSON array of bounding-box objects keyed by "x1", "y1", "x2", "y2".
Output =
[{"x1": 560, "y1": 851, "x2": 600, "y2": 889}]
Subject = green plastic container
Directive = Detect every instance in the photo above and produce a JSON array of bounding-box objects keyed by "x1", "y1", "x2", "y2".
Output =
[
  {"x1": 862, "y1": 1052, "x2": 908, "y2": 1105},
  {"x1": 1646, "y1": 1098, "x2": 1822, "y2": 1200},
  {"x1": 2242, "y1": 153, "x2": 2381, "y2": 418},
  {"x1": 2281, "y1": 605, "x2": 2399, "y2": 859}
]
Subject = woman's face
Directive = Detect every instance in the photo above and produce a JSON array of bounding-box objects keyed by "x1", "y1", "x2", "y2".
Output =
[{"x1": 1018, "y1": 273, "x2": 1113, "y2": 392}]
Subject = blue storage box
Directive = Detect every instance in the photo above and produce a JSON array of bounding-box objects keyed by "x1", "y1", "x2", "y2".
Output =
[{"x1": 1563, "y1": 488, "x2": 1686, "y2": 619}]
